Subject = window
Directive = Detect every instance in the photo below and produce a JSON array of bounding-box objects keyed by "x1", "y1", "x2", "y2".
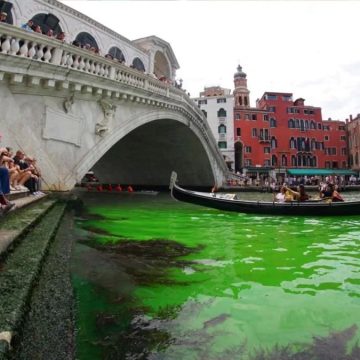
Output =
[
  {"x1": 251, "y1": 114, "x2": 257, "y2": 121},
  {"x1": 263, "y1": 114, "x2": 269, "y2": 121},
  {"x1": 217, "y1": 98, "x2": 226, "y2": 103},
  {"x1": 341, "y1": 148, "x2": 347, "y2": 155},
  {"x1": 288, "y1": 119, "x2": 295, "y2": 128},
  {"x1": 290, "y1": 138, "x2": 296, "y2": 149},
  {"x1": 271, "y1": 137, "x2": 277, "y2": 149},
  {"x1": 265, "y1": 94, "x2": 278, "y2": 100},
  {"x1": 323, "y1": 125, "x2": 330, "y2": 131},
  {"x1": 287, "y1": 107, "x2": 300, "y2": 114},
  {"x1": 236, "y1": 128, "x2": 241, "y2": 136},
  {"x1": 245, "y1": 114, "x2": 250, "y2": 120},
  {"x1": 324, "y1": 135, "x2": 329, "y2": 141},
  {"x1": 218, "y1": 124, "x2": 226, "y2": 134},
  {"x1": 264, "y1": 160, "x2": 271, "y2": 166},
  {"x1": 295, "y1": 119, "x2": 300, "y2": 128},
  {"x1": 217, "y1": 108, "x2": 227, "y2": 117},
  {"x1": 291, "y1": 155, "x2": 297, "y2": 166},
  {"x1": 244, "y1": 96, "x2": 248, "y2": 106},
  {"x1": 339, "y1": 125, "x2": 345, "y2": 131},
  {"x1": 245, "y1": 159, "x2": 252, "y2": 166},
  {"x1": 340, "y1": 135, "x2": 346, "y2": 141},
  {"x1": 218, "y1": 141, "x2": 227, "y2": 149},
  {"x1": 304, "y1": 109, "x2": 314, "y2": 115},
  {"x1": 282, "y1": 95, "x2": 292, "y2": 101},
  {"x1": 264, "y1": 147, "x2": 271, "y2": 153},
  {"x1": 202, "y1": 110, "x2": 207, "y2": 118},
  {"x1": 325, "y1": 161, "x2": 331, "y2": 168},
  {"x1": 198, "y1": 99, "x2": 207, "y2": 105},
  {"x1": 310, "y1": 121, "x2": 316, "y2": 129},
  {"x1": 270, "y1": 118, "x2": 277, "y2": 128},
  {"x1": 245, "y1": 146, "x2": 252, "y2": 153},
  {"x1": 268, "y1": 106, "x2": 276, "y2": 112},
  {"x1": 282, "y1": 155, "x2": 287, "y2": 166},
  {"x1": 235, "y1": 113, "x2": 241, "y2": 120},
  {"x1": 271, "y1": 155, "x2": 277, "y2": 166},
  {"x1": 252, "y1": 128, "x2": 257, "y2": 137}
]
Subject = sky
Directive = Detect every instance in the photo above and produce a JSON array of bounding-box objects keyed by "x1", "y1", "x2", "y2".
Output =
[{"x1": 61, "y1": 0, "x2": 360, "y2": 121}]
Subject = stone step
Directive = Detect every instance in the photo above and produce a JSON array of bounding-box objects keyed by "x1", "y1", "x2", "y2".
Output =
[
  {"x1": 0, "y1": 202, "x2": 66, "y2": 358},
  {"x1": 0, "y1": 195, "x2": 55, "y2": 257}
]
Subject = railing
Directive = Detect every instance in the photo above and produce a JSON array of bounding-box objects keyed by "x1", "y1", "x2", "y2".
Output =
[{"x1": 0, "y1": 23, "x2": 198, "y2": 111}]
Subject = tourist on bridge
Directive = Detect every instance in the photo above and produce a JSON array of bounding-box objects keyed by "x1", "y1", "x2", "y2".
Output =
[{"x1": 21, "y1": 20, "x2": 34, "y2": 32}]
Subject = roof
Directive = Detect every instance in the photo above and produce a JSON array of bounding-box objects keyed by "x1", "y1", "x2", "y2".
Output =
[{"x1": 287, "y1": 168, "x2": 357, "y2": 176}]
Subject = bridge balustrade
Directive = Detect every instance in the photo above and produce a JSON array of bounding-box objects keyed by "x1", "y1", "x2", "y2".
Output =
[{"x1": 0, "y1": 23, "x2": 198, "y2": 109}]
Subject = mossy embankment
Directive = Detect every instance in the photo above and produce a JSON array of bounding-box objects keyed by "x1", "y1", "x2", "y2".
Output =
[{"x1": 0, "y1": 201, "x2": 67, "y2": 359}]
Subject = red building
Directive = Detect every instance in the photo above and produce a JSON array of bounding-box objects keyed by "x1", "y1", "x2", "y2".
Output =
[{"x1": 233, "y1": 65, "x2": 347, "y2": 178}]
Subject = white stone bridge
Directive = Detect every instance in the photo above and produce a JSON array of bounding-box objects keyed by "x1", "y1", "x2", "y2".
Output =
[{"x1": 0, "y1": 0, "x2": 229, "y2": 190}]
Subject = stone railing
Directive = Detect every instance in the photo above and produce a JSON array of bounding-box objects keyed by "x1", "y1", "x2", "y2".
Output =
[{"x1": 0, "y1": 23, "x2": 201, "y2": 113}]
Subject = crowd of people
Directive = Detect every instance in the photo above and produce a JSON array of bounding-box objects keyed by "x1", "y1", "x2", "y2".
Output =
[{"x1": 0, "y1": 145, "x2": 43, "y2": 215}]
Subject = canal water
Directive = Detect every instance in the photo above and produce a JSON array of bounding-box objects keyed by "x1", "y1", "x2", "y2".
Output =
[{"x1": 71, "y1": 191, "x2": 360, "y2": 359}]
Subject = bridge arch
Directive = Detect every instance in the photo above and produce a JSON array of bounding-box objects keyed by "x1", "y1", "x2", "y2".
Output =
[
  {"x1": 68, "y1": 110, "x2": 217, "y2": 188},
  {"x1": 108, "y1": 46, "x2": 126, "y2": 62},
  {"x1": 132, "y1": 57, "x2": 146, "y2": 72}
]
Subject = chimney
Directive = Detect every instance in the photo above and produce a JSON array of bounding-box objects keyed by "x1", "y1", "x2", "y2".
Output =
[{"x1": 350, "y1": 114, "x2": 353, "y2": 121}]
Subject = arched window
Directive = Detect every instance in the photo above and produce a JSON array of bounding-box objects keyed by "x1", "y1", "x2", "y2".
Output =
[
  {"x1": 108, "y1": 47, "x2": 125, "y2": 62},
  {"x1": 310, "y1": 121, "x2": 316, "y2": 129},
  {"x1": 202, "y1": 110, "x2": 207, "y2": 118},
  {"x1": 218, "y1": 124, "x2": 226, "y2": 134},
  {"x1": 300, "y1": 119, "x2": 305, "y2": 131},
  {"x1": 297, "y1": 154, "x2": 302, "y2": 166},
  {"x1": 311, "y1": 138, "x2": 316, "y2": 150},
  {"x1": 305, "y1": 120, "x2": 309, "y2": 129},
  {"x1": 272, "y1": 155, "x2": 277, "y2": 166},
  {"x1": 356, "y1": 153, "x2": 359, "y2": 165},
  {"x1": 244, "y1": 96, "x2": 248, "y2": 106},
  {"x1": 217, "y1": 108, "x2": 227, "y2": 117},
  {"x1": 342, "y1": 161, "x2": 347, "y2": 168},
  {"x1": 271, "y1": 136, "x2": 277, "y2": 149},
  {"x1": 307, "y1": 155, "x2": 312, "y2": 166},
  {"x1": 74, "y1": 32, "x2": 98, "y2": 49},
  {"x1": 303, "y1": 155, "x2": 307, "y2": 166},
  {"x1": 288, "y1": 119, "x2": 294, "y2": 128},
  {"x1": 132, "y1": 57, "x2": 145, "y2": 72},
  {"x1": 270, "y1": 118, "x2": 277, "y2": 128},
  {"x1": 350, "y1": 154, "x2": 353, "y2": 166},
  {"x1": 289, "y1": 137, "x2": 296, "y2": 149},
  {"x1": 31, "y1": 13, "x2": 62, "y2": 35},
  {"x1": 295, "y1": 119, "x2": 300, "y2": 128},
  {"x1": 239, "y1": 97, "x2": 242, "y2": 106},
  {"x1": 313, "y1": 156, "x2": 317, "y2": 167},
  {"x1": 291, "y1": 155, "x2": 297, "y2": 166},
  {"x1": 282, "y1": 154, "x2": 287, "y2": 166}
]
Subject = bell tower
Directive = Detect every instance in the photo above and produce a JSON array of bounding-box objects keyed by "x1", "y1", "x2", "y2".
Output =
[{"x1": 233, "y1": 64, "x2": 250, "y2": 108}]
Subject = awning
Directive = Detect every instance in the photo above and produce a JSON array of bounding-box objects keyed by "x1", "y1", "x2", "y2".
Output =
[{"x1": 286, "y1": 168, "x2": 357, "y2": 176}]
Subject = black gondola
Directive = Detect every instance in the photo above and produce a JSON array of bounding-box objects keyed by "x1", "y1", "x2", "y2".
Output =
[{"x1": 169, "y1": 172, "x2": 360, "y2": 216}]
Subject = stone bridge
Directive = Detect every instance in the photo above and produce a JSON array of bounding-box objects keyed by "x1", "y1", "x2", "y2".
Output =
[{"x1": 0, "y1": 1, "x2": 229, "y2": 190}]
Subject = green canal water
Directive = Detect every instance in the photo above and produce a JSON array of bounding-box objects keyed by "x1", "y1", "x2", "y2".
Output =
[{"x1": 71, "y1": 191, "x2": 360, "y2": 359}]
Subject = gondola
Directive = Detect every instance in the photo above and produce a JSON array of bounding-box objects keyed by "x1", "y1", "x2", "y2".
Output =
[{"x1": 169, "y1": 172, "x2": 360, "y2": 216}]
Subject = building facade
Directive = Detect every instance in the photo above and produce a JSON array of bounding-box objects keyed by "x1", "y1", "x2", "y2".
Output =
[
  {"x1": 347, "y1": 114, "x2": 360, "y2": 171},
  {"x1": 233, "y1": 65, "x2": 348, "y2": 178},
  {"x1": 193, "y1": 86, "x2": 234, "y2": 169}
]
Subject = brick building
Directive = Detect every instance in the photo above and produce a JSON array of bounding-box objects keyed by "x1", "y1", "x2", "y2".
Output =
[
  {"x1": 347, "y1": 114, "x2": 360, "y2": 171},
  {"x1": 233, "y1": 65, "x2": 348, "y2": 179}
]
